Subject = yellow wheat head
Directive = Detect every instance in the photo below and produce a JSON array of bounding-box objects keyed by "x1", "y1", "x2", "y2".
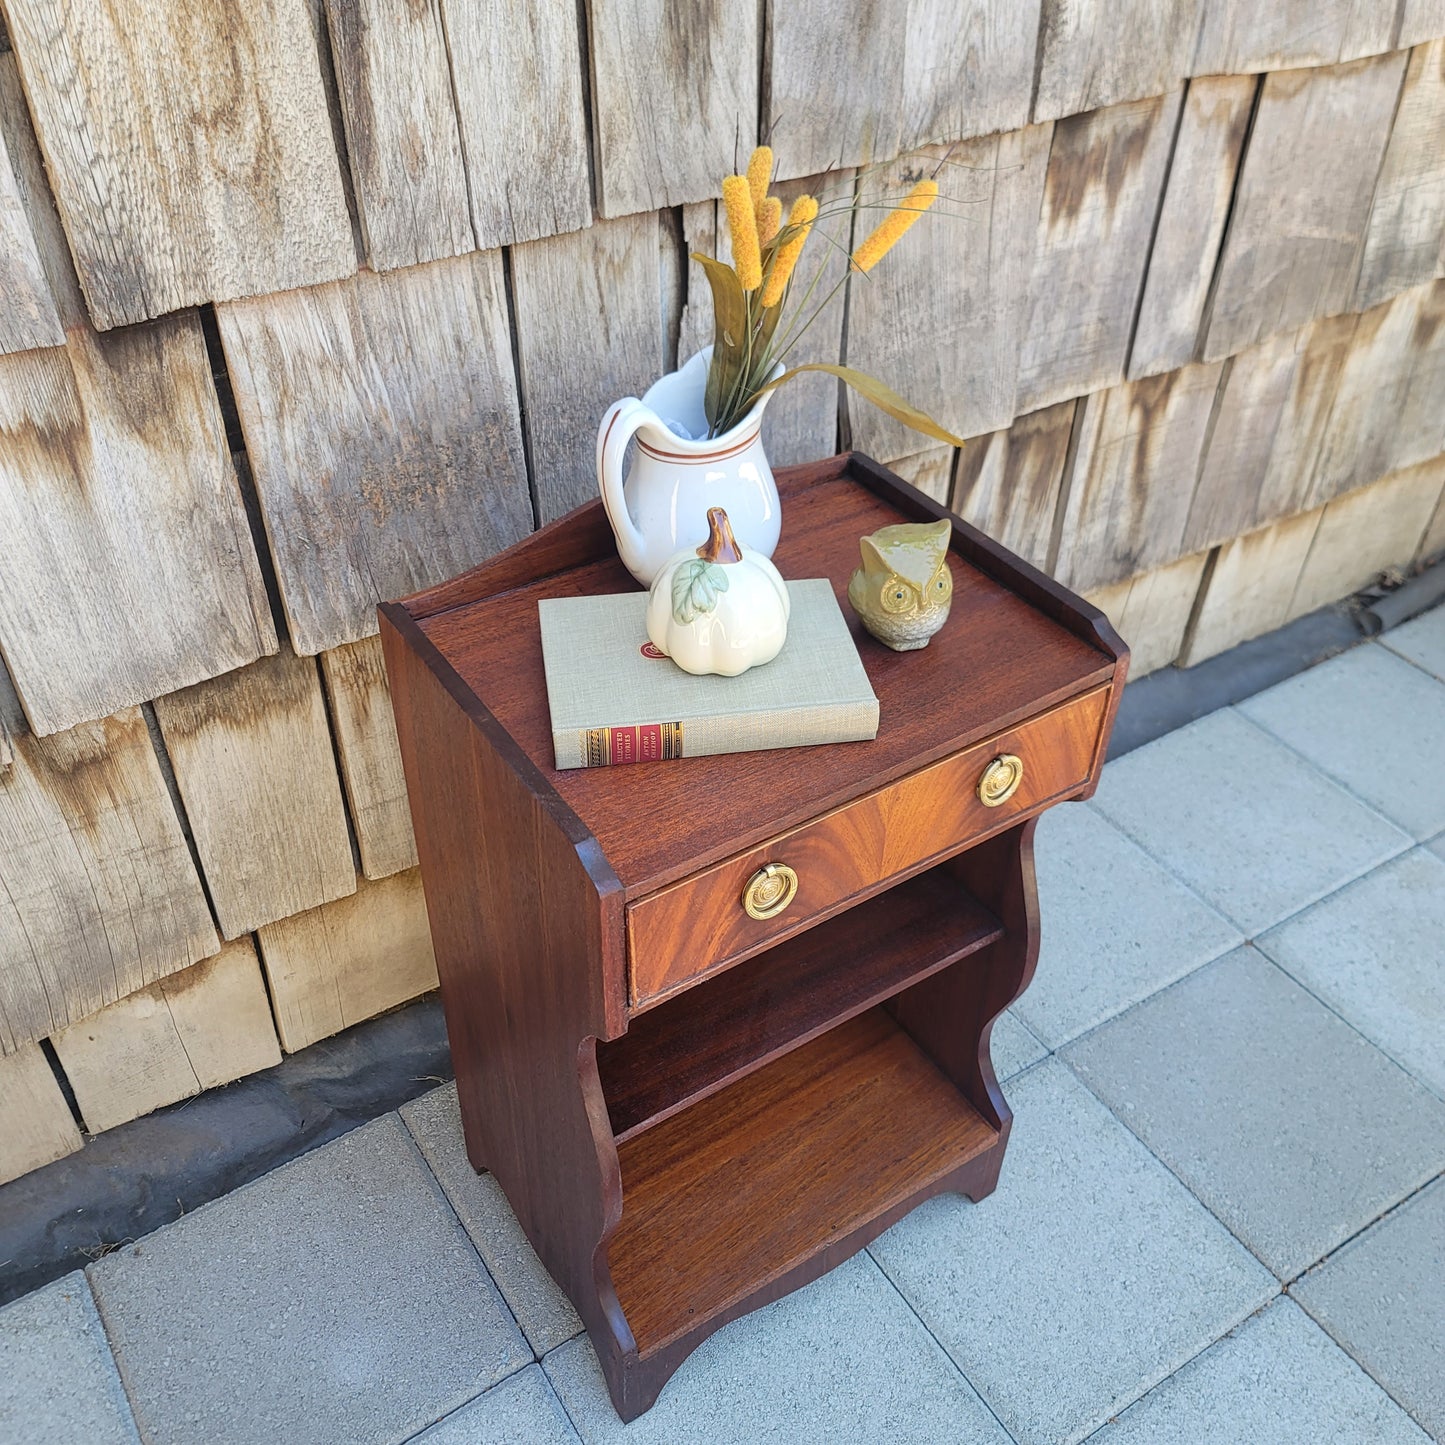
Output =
[
  {"x1": 851, "y1": 179, "x2": 939, "y2": 274},
  {"x1": 747, "y1": 146, "x2": 773, "y2": 215},
  {"x1": 722, "y1": 174, "x2": 763, "y2": 291},
  {"x1": 757, "y1": 196, "x2": 783, "y2": 248},
  {"x1": 760, "y1": 194, "x2": 819, "y2": 307}
]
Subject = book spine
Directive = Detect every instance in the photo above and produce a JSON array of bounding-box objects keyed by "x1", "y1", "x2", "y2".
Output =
[
  {"x1": 552, "y1": 722, "x2": 684, "y2": 768},
  {"x1": 552, "y1": 702, "x2": 879, "y2": 769}
]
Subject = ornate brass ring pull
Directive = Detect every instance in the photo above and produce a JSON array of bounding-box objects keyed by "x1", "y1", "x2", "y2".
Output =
[
  {"x1": 978, "y1": 753, "x2": 1024, "y2": 808},
  {"x1": 742, "y1": 862, "x2": 798, "y2": 920}
]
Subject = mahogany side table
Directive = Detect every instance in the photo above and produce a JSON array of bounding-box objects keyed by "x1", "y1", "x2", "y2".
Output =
[{"x1": 379, "y1": 454, "x2": 1128, "y2": 1420}]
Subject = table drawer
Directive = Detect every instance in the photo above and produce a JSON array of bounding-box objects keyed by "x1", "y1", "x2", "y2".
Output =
[{"x1": 626, "y1": 684, "x2": 1110, "y2": 1009}]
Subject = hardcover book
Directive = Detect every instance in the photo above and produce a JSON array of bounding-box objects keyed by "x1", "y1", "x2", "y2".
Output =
[{"x1": 538, "y1": 579, "x2": 880, "y2": 769}]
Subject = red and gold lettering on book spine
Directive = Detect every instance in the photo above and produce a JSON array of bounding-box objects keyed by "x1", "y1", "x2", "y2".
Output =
[{"x1": 583, "y1": 722, "x2": 684, "y2": 766}]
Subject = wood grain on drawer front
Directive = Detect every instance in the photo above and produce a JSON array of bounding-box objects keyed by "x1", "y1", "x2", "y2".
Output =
[{"x1": 627, "y1": 684, "x2": 1110, "y2": 1009}]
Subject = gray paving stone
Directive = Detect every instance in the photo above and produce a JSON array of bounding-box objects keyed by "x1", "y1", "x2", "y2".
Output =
[
  {"x1": 89, "y1": 1116, "x2": 530, "y2": 1445},
  {"x1": 402, "y1": 1083, "x2": 582, "y2": 1355},
  {"x1": 870, "y1": 1059, "x2": 1275, "y2": 1445},
  {"x1": 992, "y1": 1007, "x2": 1048, "y2": 1080},
  {"x1": 1090, "y1": 1298, "x2": 1429, "y2": 1444},
  {"x1": 1090, "y1": 708, "x2": 1409, "y2": 935},
  {"x1": 413, "y1": 1365, "x2": 580, "y2": 1444},
  {"x1": 1240, "y1": 645, "x2": 1445, "y2": 839},
  {"x1": 0, "y1": 1273, "x2": 139, "y2": 1445},
  {"x1": 1294, "y1": 1177, "x2": 1445, "y2": 1441},
  {"x1": 1064, "y1": 948, "x2": 1445, "y2": 1279},
  {"x1": 1017, "y1": 804, "x2": 1241, "y2": 1048},
  {"x1": 1258, "y1": 848, "x2": 1445, "y2": 1099},
  {"x1": 543, "y1": 1251, "x2": 1009, "y2": 1445},
  {"x1": 1383, "y1": 603, "x2": 1445, "y2": 682}
]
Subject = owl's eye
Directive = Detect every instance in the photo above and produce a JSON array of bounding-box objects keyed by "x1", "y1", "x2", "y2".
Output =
[
  {"x1": 932, "y1": 568, "x2": 952, "y2": 598},
  {"x1": 880, "y1": 577, "x2": 914, "y2": 614}
]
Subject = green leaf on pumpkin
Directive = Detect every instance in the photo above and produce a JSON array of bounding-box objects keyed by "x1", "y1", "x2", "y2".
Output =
[{"x1": 671, "y1": 558, "x2": 729, "y2": 624}]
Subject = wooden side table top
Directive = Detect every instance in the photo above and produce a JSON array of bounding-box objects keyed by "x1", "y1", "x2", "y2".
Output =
[{"x1": 404, "y1": 453, "x2": 1121, "y2": 899}]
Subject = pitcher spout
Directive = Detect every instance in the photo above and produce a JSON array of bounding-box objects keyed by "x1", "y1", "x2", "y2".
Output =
[{"x1": 644, "y1": 346, "x2": 782, "y2": 448}]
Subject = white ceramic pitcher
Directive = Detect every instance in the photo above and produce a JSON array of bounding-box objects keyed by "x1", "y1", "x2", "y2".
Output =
[{"x1": 597, "y1": 347, "x2": 783, "y2": 586}]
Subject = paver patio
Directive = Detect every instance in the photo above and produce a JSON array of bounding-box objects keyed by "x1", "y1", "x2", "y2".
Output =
[{"x1": 3, "y1": 607, "x2": 1443, "y2": 1445}]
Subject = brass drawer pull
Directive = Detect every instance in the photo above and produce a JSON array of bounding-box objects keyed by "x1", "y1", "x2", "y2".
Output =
[
  {"x1": 978, "y1": 753, "x2": 1024, "y2": 808},
  {"x1": 742, "y1": 862, "x2": 798, "y2": 920}
]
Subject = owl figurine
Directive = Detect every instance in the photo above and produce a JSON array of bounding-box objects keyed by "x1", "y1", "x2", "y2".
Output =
[{"x1": 847, "y1": 519, "x2": 954, "y2": 651}]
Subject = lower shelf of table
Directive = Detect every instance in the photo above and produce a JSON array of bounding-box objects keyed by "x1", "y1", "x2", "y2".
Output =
[
  {"x1": 599, "y1": 863, "x2": 1003, "y2": 1141},
  {"x1": 606, "y1": 1006, "x2": 998, "y2": 1359}
]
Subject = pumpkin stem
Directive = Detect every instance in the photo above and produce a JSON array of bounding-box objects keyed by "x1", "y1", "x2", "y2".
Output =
[{"x1": 697, "y1": 507, "x2": 744, "y2": 564}]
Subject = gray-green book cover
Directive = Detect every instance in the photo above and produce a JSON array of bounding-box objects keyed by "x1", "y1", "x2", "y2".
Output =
[{"x1": 538, "y1": 579, "x2": 879, "y2": 769}]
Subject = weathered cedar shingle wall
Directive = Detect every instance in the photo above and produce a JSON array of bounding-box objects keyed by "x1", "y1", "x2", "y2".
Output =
[{"x1": 1, "y1": 0, "x2": 1443, "y2": 1186}]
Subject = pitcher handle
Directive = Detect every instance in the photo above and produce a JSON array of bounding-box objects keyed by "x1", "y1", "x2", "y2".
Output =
[{"x1": 597, "y1": 398, "x2": 651, "y2": 580}]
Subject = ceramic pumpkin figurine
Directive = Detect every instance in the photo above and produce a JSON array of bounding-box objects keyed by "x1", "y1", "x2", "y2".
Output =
[
  {"x1": 646, "y1": 507, "x2": 790, "y2": 676},
  {"x1": 847, "y1": 518, "x2": 954, "y2": 650}
]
